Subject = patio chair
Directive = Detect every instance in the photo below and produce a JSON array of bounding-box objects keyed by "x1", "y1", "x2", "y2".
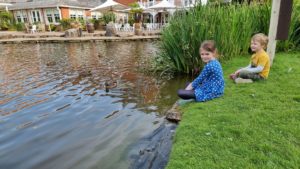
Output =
[
  {"x1": 123, "y1": 23, "x2": 131, "y2": 32},
  {"x1": 114, "y1": 23, "x2": 122, "y2": 31},
  {"x1": 146, "y1": 23, "x2": 153, "y2": 31},
  {"x1": 153, "y1": 23, "x2": 159, "y2": 30},
  {"x1": 30, "y1": 25, "x2": 37, "y2": 34}
]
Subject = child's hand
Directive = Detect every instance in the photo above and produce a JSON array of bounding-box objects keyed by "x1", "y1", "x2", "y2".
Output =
[
  {"x1": 185, "y1": 83, "x2": 193, "y2": 90},
  {"x1": 229, "y1": 73, "x2": 237, "y2": 80},
  {"x1": 234, "y1": 70, "x2": 240, "y2": 74}
]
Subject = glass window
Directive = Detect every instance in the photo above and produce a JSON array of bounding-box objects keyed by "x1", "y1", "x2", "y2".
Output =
[
  {"x1": 69, "y1": 9, "x2": 85, "y2": 20},
  {"x1": 22, "y1": 11, "x2": 27, "y2": 22},
  {"x1": 47, "y1": 14, "x2": 53, "y2": 23},
  {"x1": 46, "y1": 9, "x2": 60, "y2": 23},
  {"x1": 53, "y1": 9, "x2": 60, "y2": 22},
  {"x1": 54, "y1": 14, "x2": 60, "y2": 22},
  {"x1": 78, "y1": 15, "x2": 83, "y2": 19},
  {"x1": 17, "y1": 16, "x2": 22, "y2": 22},
  {"x1": 70, "y1": 14, "x2": 76, "y2": 19},
  {"x1": 37, "y1": 12, "x2": 41, "y2": 22},
  {"x1": 31, "y1": 10, "x2": 41, "y2": 22},
  {"x1": 184, "y1": 0, "x2": 188, "y2": 6}
]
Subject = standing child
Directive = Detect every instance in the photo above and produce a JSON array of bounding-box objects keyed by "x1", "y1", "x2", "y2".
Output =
[
  {"x1": 177, "y1": 40, "x2": 225, "y2": 102},
  {"x1": 230, "y1": 33, "x2": 270, "y2": 83}
]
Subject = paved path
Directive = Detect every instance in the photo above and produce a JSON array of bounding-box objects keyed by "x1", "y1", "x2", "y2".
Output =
[{"x1": 0, "y1": 30, "x2": 161, "y2": 43}]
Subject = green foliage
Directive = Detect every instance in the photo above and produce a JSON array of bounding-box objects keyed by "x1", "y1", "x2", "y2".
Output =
[
  {"x1": 15, "y1": 22, "x2": 25, "y2": 31},
  {"x1": 91, "y1": 18, "x2": 105, "y2": 30},
  {"x1": 78, "y1": 18, "x2": 86, "y2": 30},
  {"x1": 160, "y1": 4, "x2": 271, "y2": 73},
  {"x1": 128, "y1": 2, "x2": 143, "y2": 23},
  {"x1": 128, "y1": 17, "x2": 135, "y2": 26},
  {"x1": 0, "y1": 11, "x2": 14, "y2": 30},
  {"x1": 59, "y1": 18, "x2": 76, "y2": 30},
  {"x1": 160, "y1": 3, "x2": 299, "y2": 74},
  {"x1": 167, "y1": 52, "x2": 300, "y2": 169},
  {"x1": 49, "y1": 24, "x2": 56, "y2": 31},
  {"x1": 128, "y1": 2, "x2": 143, "y2": 13},
  {"x1": 87, "y1": 18, "x2": 96, "y2": 24},
  {"x1": 103, "y1": 12, "x2": 116, "y2": 24}
]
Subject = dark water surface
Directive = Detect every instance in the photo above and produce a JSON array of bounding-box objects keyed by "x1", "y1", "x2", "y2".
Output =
[{"x1": 0, "y1": 42, "x2": 187, "y2": 169}]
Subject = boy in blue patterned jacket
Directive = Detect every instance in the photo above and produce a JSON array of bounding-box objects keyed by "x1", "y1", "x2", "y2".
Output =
[{"x1": 177, "y1": 40, "x2": 225, "y2": 102}]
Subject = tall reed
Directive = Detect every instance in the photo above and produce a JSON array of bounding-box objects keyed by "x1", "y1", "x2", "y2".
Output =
[{"x1": 159, "y1": 3, "x2": 298, "y2": 74}]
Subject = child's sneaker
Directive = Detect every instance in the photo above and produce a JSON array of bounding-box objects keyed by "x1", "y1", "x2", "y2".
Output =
[{"x1": 234, "y1": 77, "x2": 253, "y2": 84}]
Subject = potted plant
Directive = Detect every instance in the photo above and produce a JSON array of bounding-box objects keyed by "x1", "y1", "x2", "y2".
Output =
[
  {"x1": 86, "y1": 19, "x2": 95, "y2": 33},
  {"x1": 128, "y1": 3, "x2": 143, "y2": 35}
]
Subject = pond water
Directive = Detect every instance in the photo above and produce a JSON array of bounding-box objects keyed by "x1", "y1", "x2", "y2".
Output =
[{"x1": 0, "y1": 42, "x2": 189, "y2": 169}]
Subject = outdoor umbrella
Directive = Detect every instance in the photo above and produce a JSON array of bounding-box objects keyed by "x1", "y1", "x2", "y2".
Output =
[
  {"x1": 0, "y1": 3, "x2": 12, "y2": 11},
  {"x1": 147, "y1": 0, "x2": 176, "y2": 24},
  {"x1": 90, "y1": 0, "x2": 127, "y2": 12},
  {"x1": 147, "y1": 0, "x2": 176, "y2": 11}
]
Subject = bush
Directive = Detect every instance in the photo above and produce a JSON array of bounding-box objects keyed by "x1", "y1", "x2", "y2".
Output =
[
  {"x1": 103, "y1": 12, "x2": 116, "y2": 24},
  {"x1": 15, "y1": 22, "x2": 25, "y2": 31},
  {"x1": 49, "y1": 24, "x2": 56, "y2": 31},
  {"x1": 92, "y1": 18, "x2": 105, "y2": 30},
  {"x1": 59, "y1": 18, "x2": 75, "y2": 30},
  {"x1": 0, "y1": 11, "x2": 14, "y2": 30},
  {"x1": 159, "y1": 3, "x2": 299, "y2": 74}
]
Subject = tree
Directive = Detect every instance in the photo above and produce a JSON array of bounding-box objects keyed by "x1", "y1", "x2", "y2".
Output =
[{"x1": 0, "y1": 11, "x2": 13, "y2": 30}]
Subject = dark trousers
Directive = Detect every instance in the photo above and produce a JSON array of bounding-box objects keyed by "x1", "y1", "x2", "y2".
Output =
[
  {"x1": 239, "y1": 71, "x2": 264, "y2": 81},
  {"x1": 177, "y1": 82, "x2": 196, "y2": 100}
]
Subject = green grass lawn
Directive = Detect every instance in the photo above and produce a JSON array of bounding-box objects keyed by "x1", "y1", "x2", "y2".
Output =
[{"x1": 166, "y1": 52, "x2": 300, "y2": 169}]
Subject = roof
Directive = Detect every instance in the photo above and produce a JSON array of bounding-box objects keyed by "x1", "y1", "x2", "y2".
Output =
[
  {"x1": 8, "y1": 0, "x2": 105, "y2": 10},
  {"x1": 0, "y1": 3, "x2": 12, "y2": 6},
  {"x1": 115, "y1": 0, "x2": 136, "y2": 6},
  {"x1": 0, "y1": 0, "x2": 27, "y2": 3}
]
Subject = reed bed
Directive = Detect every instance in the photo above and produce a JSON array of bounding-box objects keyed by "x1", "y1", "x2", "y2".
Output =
[{"x1": 159, "y1": 3, "x2": 299, "y2": 74}]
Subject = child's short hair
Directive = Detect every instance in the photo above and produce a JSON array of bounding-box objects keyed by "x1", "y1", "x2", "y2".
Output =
[
  {"x1": 251, "y1": 33, "x2": 269, "y2": 49},
  {"x1": 200, "y1": 40, "x2": 219, "y2": 57}
]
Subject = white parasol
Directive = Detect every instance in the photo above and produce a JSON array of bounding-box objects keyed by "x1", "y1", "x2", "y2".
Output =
[
  {"x1": 147, "y1": 0, "x2": 176, "y2": 24},
  {"x1": 90, "y1": 0, "x2": 127, "y2": 12},
  {"x1": 147, "y1": 0, "x2": 176, "y2": 10},
  {"x1": 0, "y1": 3, "x2": 12, "y2": 11}
]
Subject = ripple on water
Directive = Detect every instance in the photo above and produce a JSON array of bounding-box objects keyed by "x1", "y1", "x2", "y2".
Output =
[{"x1": 0, "y1": 42, "x2": 183, "y2": 169}]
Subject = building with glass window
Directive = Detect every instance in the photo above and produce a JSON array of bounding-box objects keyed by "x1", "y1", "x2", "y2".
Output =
[{"x1": 8, "y1": 0, "x2": 103, "y2": 25}]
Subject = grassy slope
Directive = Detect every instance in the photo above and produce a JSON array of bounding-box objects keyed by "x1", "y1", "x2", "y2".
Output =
[{"x1": 167, "y1": 52, "x2": 300, "y2": 169}]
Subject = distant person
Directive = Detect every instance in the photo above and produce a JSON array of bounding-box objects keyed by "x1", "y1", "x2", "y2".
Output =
[
  {"x1": 230, "y1": 33, "x2": 270, "y2": 83},
  {"x1": 177, "y1": 40, "x2": 225, "y2": 102}
]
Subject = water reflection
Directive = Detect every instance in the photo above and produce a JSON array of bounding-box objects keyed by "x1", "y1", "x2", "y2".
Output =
[{"x1": 0, "y1": 42, "x2": 188, "y2": 169}]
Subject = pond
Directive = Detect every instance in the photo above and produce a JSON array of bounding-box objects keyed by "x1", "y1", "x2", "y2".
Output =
[{"x1": 0, "y1": 42, "x2": 189, "y2": 169}]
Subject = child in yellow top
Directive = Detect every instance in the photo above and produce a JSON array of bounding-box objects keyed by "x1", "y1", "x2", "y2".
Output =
[{"x1": 230, "y1": 33, "x2": 270, "y2": 83}]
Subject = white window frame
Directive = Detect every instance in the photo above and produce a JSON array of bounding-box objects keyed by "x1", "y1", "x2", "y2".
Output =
[
  {"x1": 91, "y1": 12, "x2": 101, "y2": 19},
  {"x1": 69, "y1": 9, "x2": 85, "y2": 20},
  {"x1": 45, "y1": 8, "x2": 60, "y2": 24},
  {"x1": 31, "y1": 10, "x2": 42, "y2": 23},
  {"x1": 15, "y1": 10, "x2": 28, "y2": 23}
]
